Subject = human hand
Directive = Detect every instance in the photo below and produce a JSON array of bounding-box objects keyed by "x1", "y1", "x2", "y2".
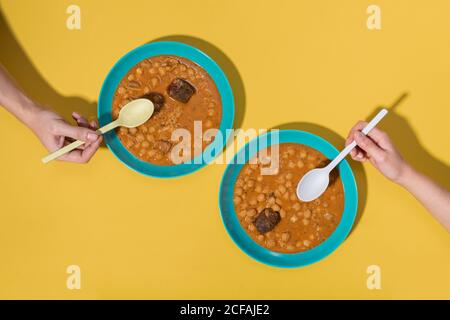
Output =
[
  {"x1": 345, "y1": 121, "x2": 409, "y2": 183},
  {"x1": 29, "y1": 107, "x2": 102, "y2": 163}
]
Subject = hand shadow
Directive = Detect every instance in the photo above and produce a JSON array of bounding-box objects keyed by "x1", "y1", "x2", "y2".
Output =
[
  {"x1": 368, "y1": 93, "x2": 450, "y2": 190},
  {"x1": 0, "y1": 9, "x2": 103, "y2": 146},
  {"x1": 149, "y1": 35, "x2": 246, "y2": 130},
  {"x1": 271, "y1": 122, "x2": 368, "y2": 236}
]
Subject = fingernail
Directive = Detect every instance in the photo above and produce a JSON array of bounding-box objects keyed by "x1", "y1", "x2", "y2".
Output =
[
  {"x1": 87, "y1": 133, "x2": 98, "y2": 142},
  {"x1": 357, "y1": 153, "x2": 364, "y2": 159}
]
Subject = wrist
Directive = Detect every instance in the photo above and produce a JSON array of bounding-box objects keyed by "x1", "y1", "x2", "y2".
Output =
[
  {"x1": 396, "y1": 163, "x2": 416, "y2": 188},
  {"x1": 19, "y1": 100, "x2": 44, "y2": 131}
]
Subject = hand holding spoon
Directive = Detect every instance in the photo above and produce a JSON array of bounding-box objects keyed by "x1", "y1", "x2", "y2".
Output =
[
  {"x1": 296, "y1": 108, "x2": 388, "y2": 202},
  {"x1": 42, "y1": 98, "x2": 154, "y2": 163}
]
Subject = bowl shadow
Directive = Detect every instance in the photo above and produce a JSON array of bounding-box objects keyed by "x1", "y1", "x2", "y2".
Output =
[
  {"x1": 0, "y1": 8, "x2": 103, "y2": 146},
  {"x1": 149, "y1": 35, "x2": 246, "y2": 130}
]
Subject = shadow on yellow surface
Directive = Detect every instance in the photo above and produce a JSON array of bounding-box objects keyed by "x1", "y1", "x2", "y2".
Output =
[
  {"x1": 370, "y1": 93, "x2": 450, "y2": 190},
  {"x1": 151, "y1": 35, "x2": 246, "y2": 129},
  {"x1": 0, "y1": 9, "x2": 99, "y2": 131}
]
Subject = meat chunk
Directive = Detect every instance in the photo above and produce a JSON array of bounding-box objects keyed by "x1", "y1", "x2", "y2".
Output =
[
  {"x1": 167, "y1": 78, "x2": 196, "y2": 103},
  {"x1": 253, "y1": 208, "x2": 281, "y2": 234},
  {"x1": 144, "y1": 92, "x2": 165, "y2": 112}
]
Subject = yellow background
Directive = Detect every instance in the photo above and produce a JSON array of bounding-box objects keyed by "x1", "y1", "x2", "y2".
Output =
[{"x1": 0, "y1": 0, "x2": 449, "y2": 299}]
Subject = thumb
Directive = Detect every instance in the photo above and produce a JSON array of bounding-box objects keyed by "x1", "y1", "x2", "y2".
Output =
[
  {"x1": 354, "y1": 131, "x2": 385, "y2": 162},
  {"x1": 53, "y1": 121, "x2": 99, "y2": 142}
]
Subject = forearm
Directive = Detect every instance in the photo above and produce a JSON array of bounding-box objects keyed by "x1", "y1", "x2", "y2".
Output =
[
  {"x1": 0, "y1": 64, "x2": 41, "y2": 126},
  {"x1": 398, "y1": 165, "x2": 450, "y2": 232}
]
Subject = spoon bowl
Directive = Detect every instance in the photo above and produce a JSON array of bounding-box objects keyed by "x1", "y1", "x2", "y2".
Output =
[
  {"x1": 297, "y1": 168, "x2": 330, "y2": 202},
  {"x1": 118, "y1": 98, "x2": 154, "y2": 128}
]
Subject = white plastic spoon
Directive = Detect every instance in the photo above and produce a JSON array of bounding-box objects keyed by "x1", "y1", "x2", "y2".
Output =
[
  {"x1": 42, "y1": 98, "x2": 154, "y2": 164},
  {"x1": 296, "y1": 108, "x2": 388, "y2": 202}
]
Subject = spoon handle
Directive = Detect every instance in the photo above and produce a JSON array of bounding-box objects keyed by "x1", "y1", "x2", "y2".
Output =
[
  {"x1": 327, "y1": 108, "x2": 388, "y2": 171},
  {"x1": 41, "y1": 119, "x2": 120, "y2": 164}
]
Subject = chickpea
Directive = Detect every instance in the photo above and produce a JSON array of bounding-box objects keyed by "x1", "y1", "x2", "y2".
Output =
[
  {"x1": 279, "y1": 209, "x2": 286, "y2": 218},
  {"x1": 256, "y1": 175, "x2": 263, "y2": 182},
  {"x1": 235, "y1": 187, "x2": 243, "y2": 196},
  {"x1": 290, "y1": 193, "x2": 297, "y2": 201},
  {"x1": 330, "y1": 195, "x2": 336, "y2": 201},
  {"x1": 323, "y1": 201, "x2": 329, "y2": 208},
  {"x1": 247, "y1": 209, "x2": 257, "y2": 217},
  {"x1": 297, "y1": 160, "x2": 304, "y2": 168},
  {"x1": 257, "y1": 235, "x2": 264, "y2": 242},
  {"x1": 303, "y1": 240, "x2": 311, "y2": 247},
  {"x1": 234, "y1": 196, "x2": 242, "y2": 205},
  {"x1": 249, "y1": 198, "x2": 257, "y2": 206},
  {"x1": 255, "y1": 185, "x2": 262, "y2": 193},
  {"x1": 285, "y1": 172, "x2": 293, "y2": 180},
  {"x1": 293, "y1": 203, "x2": 301, "y2": 211},
  {"x1": 267, "y1": 197, "x2": 276, "y2": 205},
  {"x1": 278, "y1": 185, "x2": 287, "y2": 193},
  {"x1": 136, "y1": 67, "x2": 143, "y2": 75},
  {"x1": 238, "y1": 210, "x2": 247, "y2": 217},
  {"x1": 324, "y1": 212, "x2": 333, "y2": 220},
  {"x1": 302, "y1": 219, "x2": 310, "y2": 226},
  {"x1": 266, "y1": 239, "x2": 276, "y2": 248},
  {"x1": 147, "y1": 149, "x2": 156, "y2": 158},
  {"x1": 288, "y1": 161, "x2": 295, "y2": 168},
  {"x1": 141, "y1": 141, "x2": 150, "y2": 148},
  {"x1": 275, "y1": 198, "x2": 283, "y2": 205},
  {"x1": 246, "y1": 180, "x2": 255, "y2": 188},
  {"x1": 136, "y1": 134, "x2": 145, "y2": 142},
  {"x1": 304, "y1": 209, "x2": 312, "y2": 218},
  {"x1": 272, "y1": 204, "x2": 281, "y2": 211},
  {"x1": 285, "y1": 181, "x2": 293, "y2": 188},
  {"x1": 129, "y1": 128, "x2": 137, "y2": 135},
  {"x1": 290, "y1": 215, "x2": 299, "y2": 223},
  {"x1": 300, "y1": 151, "x2": 307, "y2": 158},
  {"x1": 244, "y1": 216, "x2": 252, "y2": 223},
  {"x1": 248, "y1": 224, "x2": 256, "y2": 232},
  {"x1": 205, "y1": 119, "x2": 213, "y2": 128},
  {"x1": 257, "y1": 194, "x2": 265, "y2": 202},
  {"x1": 296, "y1": 241, "x2": 303, "y2": 248},
  {"x1": 281, "y1": 232, "x2": 290, "y2": 242}
]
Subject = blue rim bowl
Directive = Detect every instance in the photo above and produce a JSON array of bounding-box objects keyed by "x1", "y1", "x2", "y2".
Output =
[
  {"x1": 98, "y1": 41, "x2": 235, "y2": 178},
  {"x1": 219, "y1": 130, "x2": 358, "y2": 268}
]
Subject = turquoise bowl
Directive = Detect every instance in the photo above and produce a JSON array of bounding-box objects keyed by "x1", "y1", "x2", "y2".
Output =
[
  {"x1": 98, "y1": 41, "x2": 235, "y2": 177},
  {"x1": 219, "y1": 130, "x2": 358, "y2": 268}
]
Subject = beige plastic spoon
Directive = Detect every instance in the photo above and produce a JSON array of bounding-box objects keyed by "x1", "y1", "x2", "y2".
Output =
[{"x1": 42, "y1": 98, "x2": 154, "y2": 164}]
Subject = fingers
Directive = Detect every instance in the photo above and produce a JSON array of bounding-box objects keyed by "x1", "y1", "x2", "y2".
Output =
[
  {"x1": 53, "y1": 119, "x2": 99, "y2": 143},
  {"x1": 70, "y1": 113, "x2": 100, "y2": 149},
  {"x1": 353, "y1": 131, "x2": 386, "y2": 163},
  {"x1": 58, "y1": 135, "x2": 103, "y2": 163},
  {"x1": 348, "y1": 120, "x2": 392, "y2": 149}
]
